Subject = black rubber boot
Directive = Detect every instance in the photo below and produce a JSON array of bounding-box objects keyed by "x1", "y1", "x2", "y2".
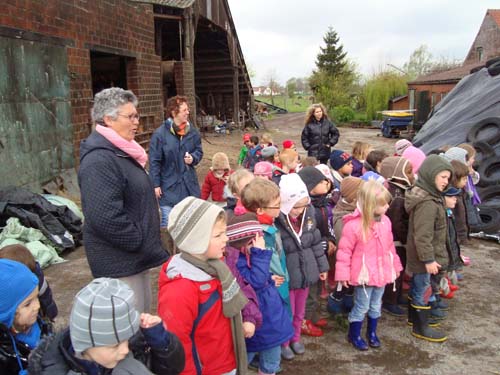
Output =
[
  {"x1": 411, "y1": 304, "x2": 447, "y2": 343},
  {"x1": 407, "y1": 297, "x2": 440, "y2": 327}
]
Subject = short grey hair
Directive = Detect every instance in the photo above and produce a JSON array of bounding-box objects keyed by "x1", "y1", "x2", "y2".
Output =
[{"x1": 91, "y1": 88, "x2": 138, "y2": 124}]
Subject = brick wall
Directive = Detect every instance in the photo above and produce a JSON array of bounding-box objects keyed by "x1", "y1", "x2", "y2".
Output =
[
  {"x1": 464, "y1": 13, "x2": 500, "y2": 64},
  {"x1": 1, "y1": 0, "x2": 162, "y2": 163},
  {"x1": 174, "y1": 60, "x2": 197, "y2": 120}
]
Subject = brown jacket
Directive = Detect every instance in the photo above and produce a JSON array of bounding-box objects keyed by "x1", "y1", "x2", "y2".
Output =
[{"x1": 405, "y1": 186, "x2": 449, "y2": 274}]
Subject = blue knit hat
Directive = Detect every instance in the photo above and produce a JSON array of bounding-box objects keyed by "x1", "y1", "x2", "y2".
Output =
[
  {"x1": 329, "y1": 150, "x2": 353, "y2": 171},
  {"x1": 0, "y1": 259, "x2": 38, "y2": 328}
]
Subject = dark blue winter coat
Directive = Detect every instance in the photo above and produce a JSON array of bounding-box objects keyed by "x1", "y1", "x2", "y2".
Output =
[
  {"x1": 275, "y1": 206, "x2": 330, "y2": 289},
  {"x1": 149, "y1": 119, "x2": 203, "y2": 206},
  {"x1": 78, "y1": 132, "x2": 167, "y2": 278},
  {"x1": 236, "y1": 247, "x2": 293, "y2": 352}
]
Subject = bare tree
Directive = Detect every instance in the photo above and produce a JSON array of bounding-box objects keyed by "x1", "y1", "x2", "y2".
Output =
[{"x1": 263, "y1": 69, "x2": 280, "y2": 105}]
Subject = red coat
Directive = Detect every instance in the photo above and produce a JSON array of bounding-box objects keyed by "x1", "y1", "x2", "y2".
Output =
[
  {"x1": 158, "y1": 256, "x2": 236, "y2": 375},
  {"x1": 201, "y1": 170, "x2": 231, "y2": 202}
]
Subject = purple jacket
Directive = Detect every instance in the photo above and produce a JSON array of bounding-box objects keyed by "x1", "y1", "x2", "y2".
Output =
[{"x1": 225, "y1": 246, "x2": 262, "y2": 328}]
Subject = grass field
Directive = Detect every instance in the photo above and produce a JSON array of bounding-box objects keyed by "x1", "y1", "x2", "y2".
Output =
[{"x1": 256, "y1": 95, "x2": 312, "y2": 113}]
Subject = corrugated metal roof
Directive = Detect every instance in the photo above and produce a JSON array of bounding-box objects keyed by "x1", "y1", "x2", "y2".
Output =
[{"x1": 128, "y1": 0, "x2": 195, "y2": 9}]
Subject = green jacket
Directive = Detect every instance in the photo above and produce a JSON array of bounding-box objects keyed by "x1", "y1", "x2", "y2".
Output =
[
  {"x1": 404, "y1": 155, "x2": 452, "y2": 274},
  {"x1": 237, "y1": 146, "x2": 248, "y2": 165}
]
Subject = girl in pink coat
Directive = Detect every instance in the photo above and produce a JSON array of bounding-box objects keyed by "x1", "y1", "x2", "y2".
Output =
[{"x1": 335, "y1": 180, "x2": 403, "y2": 351}]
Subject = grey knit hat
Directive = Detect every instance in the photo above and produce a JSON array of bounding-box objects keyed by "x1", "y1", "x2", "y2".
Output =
[
  {"x1": 442, "y1": 147, "x2": 467, "y2": 164},
  {"x1": 70, "y1": 278, "x2": 140, "y2": 354},
  {"x1": 168, "y1": 197, "x2": 225, "y2": 254}
]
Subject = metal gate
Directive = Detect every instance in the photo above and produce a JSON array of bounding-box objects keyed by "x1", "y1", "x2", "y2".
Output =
[{"x1": 0, "y1": 36, "x2": 72, "y2": 188}]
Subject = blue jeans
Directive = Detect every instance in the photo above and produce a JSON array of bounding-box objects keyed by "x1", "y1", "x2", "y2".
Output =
[
  {"x1": 348, "y1": 286, "x2": 385, "y2": 322},
  {"x1": 410, "y1": 272, "x2": 435, "y2": 306},
  {"x1": 247, "y1": 346, "x2": 281, "y2": 374},
  {"x1": 160, "y1": 205, "x2": 172, "y2": 228}
]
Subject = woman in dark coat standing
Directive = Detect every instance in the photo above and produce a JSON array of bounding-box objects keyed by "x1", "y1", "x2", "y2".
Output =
[
  {"x1": 78, "y1": 88, "x2": 168, "y2": 313},
  {"x1": 149, "y1": 96, "x2": 203, "y2": 228},
  {"x1": 301, "y1": 103, "x2": 339, "y2": 164}
]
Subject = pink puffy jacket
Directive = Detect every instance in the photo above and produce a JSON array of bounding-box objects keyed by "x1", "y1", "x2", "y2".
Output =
[{"x1": 335, "y1": 209, "x2": 403, "y2": 287}]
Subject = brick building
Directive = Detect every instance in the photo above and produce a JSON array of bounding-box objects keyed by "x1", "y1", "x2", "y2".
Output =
[
  {"x1": 0, "y1": 0, "x2": 252, "y2": 188},
  {"x1": 408, "y1": 9, "x2": 500, "y2": 125}
]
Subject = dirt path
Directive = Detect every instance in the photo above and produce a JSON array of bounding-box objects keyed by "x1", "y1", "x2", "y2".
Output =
[{"x1": 45, "y1": 113, "x2": 500, "y2": 374}]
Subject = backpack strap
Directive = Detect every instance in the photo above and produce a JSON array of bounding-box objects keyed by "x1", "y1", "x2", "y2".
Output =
[{"x1": 190, "y1": 289, "x2": 221, "y2": 375}]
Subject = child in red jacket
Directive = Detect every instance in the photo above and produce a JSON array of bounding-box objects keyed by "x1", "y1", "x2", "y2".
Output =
[
  {"x1": 201, "y1": 152, "x2": 232, "y2": 207},
  {"x1": 158, "y1": 197, "x2": 248, "y2": 375}
]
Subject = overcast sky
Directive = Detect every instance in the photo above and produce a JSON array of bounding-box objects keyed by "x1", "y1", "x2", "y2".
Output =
[{"x1": 227, "y1": 1, "x2": 499, "y2": 86}]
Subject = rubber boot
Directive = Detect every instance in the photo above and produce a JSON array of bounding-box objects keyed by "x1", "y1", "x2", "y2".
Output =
[
  {"x1": 430, "y1": 301, "x2": 447, "y2": 320},
  {"x1": 366, "y1": 317, "x2": 381, "y2": 348},
  {"x1": 348, "y1": 321, "x2": 369, "y2": 351},
  {"x1": 411, "y1": 304, "x2": 447, "y2": 342},
  {"x1": 408, "y1": 298, "x2": 440, "y2": 327},
  {"x1": 160, "y1": 228, "x2": 177, "y2": 256},
  {"x1": 435, "y1": 294, "x2": 449, "y2": 311}
]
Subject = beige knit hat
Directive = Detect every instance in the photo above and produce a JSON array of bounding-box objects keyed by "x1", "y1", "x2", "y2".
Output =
[
  {"x1": 340, "y1": 177, "x2": 365, "y2": 203},
  {"x1": 212, "y1": 152, "x2": 230, "y2": 170},
  {"x1": 168, "y1": 197, "x2": 225, "y2": 254}
]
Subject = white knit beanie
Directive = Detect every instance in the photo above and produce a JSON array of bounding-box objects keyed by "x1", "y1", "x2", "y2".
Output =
[
  {"x1": 279, "y1": 173, "x2": 310, "y2": 215},
  {"x1": 168, "y1": 197, "x2": 225, "y2": 254},
  {"x1": 70, "y1": 278, "x2": 140, "y2": 354}
]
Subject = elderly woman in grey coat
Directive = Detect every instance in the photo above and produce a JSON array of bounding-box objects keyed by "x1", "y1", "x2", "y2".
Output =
[{"x1": 78, "y1": 88, "x2": 167, "y2": 312}]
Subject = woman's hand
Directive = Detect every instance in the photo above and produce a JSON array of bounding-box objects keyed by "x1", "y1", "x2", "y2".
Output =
[
  {"x1": 319, "y1": 272, "x2": 328, "y2": 281},
  {"x1": 327, "y1": 241, "x2": 336, "y2": 256},
  {"x1": 184, "y1": 153, "x2": 193, "y2": 165},
  {"x1": 339, "y1": 280, "x2": 349, "y2": 288},
  {"x1": 154, "y1": 187, "x2": 162, "y2": 198}
]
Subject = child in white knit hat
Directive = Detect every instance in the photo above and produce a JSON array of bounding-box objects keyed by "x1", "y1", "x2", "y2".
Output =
[
  {"x1": 275, "y1": 174, "x2": 329, "y2": 359},
  {"x1": 158, "y1": 197, "x2": 249, "y2": 375},
  {"x1": 29, "y1": 278, "x2": 185, "y2": 374}
]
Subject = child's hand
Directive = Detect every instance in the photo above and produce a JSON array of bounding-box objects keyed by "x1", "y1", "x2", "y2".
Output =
[
  {"x1": 339, "y1": 280, "x2": 349, "y2": 288},
  {"x1": 140, "y1": 313, "x2": 162, "y2": 329},
  {"x1": 252, "y1": 232, "x2": 265, "y2": 249},
  {"x1": 425, "y1": 261, "x2": 441, "y2": 275},
  {"x1": 319, "y1": 272, "x2": 328, "y2": 281},
  {"x1": 242, "y1": 322, "x2": 256, "y2": 338},
  {"x1": 327, "y1": 241, "x2": 336, "y2": 256},
  {"x1": 271, "y1": 274, "x2": 285, "y2": 287}
]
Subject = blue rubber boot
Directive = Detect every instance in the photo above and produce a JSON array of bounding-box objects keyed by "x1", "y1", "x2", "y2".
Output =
[
  {"x1": 366, "y1": 317, "x2": 381, "y2": 348},
  {"x1": 348, "y1": 321, "x2": 369, "y2": 351}
]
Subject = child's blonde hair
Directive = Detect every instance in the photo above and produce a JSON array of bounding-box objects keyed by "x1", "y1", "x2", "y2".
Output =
[
  {"x1": 228, "y1": 168, "x2": 254, "y2": 195},
  {"x1": 300, "y1": 156, "x2": 318, "y2": 167},
  {"x1": 457, "y1": 143, "x2": 476, "y2": 161},
  {"x1": 352, "y1": 141, "x2": 372, "y2": 160},
  {"x1": 261, "y1": 132, "x2": 273, "y2": 145},
  {"x1": 357, "y1": 180, "x2": 392, "y2": 241},
  {"x1": 241, "y1": 178, "x2": 280, "y2": 213},
  {"x1": 279, "y1": 149, "x2": 299, "y2": 167}
]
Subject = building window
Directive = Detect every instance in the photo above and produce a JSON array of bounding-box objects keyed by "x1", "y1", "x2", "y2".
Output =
[
  {"x1": 409, "y1": 89, "x2": 415, "y2": 110},
  {"x1": 477, "y1": 47, "x2": 483, "y2": 62},
  {"x1": 431, "y1": 93, "x2": 437, "y2": 108}
]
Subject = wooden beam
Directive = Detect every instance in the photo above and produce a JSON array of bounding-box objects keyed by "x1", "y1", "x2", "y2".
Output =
[{"x1": 154, "y1": 14, "x2": 182, "y2": 20}]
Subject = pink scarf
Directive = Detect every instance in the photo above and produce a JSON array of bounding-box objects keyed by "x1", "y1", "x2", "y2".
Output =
[{"x1": 96, "y1": 125, "x2": 148, "y2": 168}]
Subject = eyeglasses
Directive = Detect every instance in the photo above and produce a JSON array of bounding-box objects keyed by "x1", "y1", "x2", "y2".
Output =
[{"x1": 117, "y1": 113, "x2": 140, "y2": 121}]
